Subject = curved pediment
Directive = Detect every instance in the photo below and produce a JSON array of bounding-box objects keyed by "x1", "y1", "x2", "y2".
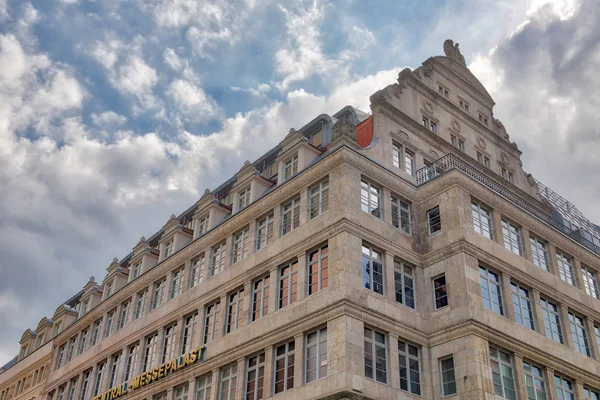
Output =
[
  {"x1": 20, "y1": 328, "x2": 36, "y2": 343},
  {"x1": 36, "y1": 317, "x2": 53, "y2": 331}
]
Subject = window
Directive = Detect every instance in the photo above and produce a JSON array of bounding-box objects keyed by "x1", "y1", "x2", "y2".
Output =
[
  {"x1": 226, "y1": 289, "x2": 244, "y2": 334},
  {"x1": 210, "y1": 242, "x2": 227, "y2": 276},
  {"x1": 232, "y1": 227, "x2": 249, "y2": 264},
  {"x1": 180, "y1": 312, "x2": 198, "y2": 354},
  {"x1": 438, "y1": 85, "x2": 448, "y2": 97},
  {"x1": 511, "y1": 282, "x2": 534, "y2": 330},
  {"x1": 134, "y1": 290, "x2": 147, "y2": 320},
  {"x1": 309, "y1": 178, "x2": 329, "y2": 219},
  {"x1": 36, "y1": 333, "x2": 45, "y2": 348},
  {"x1": 502, "y1": 219, "x2": 523, "y2": 256},
  {"x1": 394, "y1": 260, "x2": 415, "y2": 309},
  {"x1": 364, "y1": 327, "x2": 387, "y2": 383},
  {"x1": 108, "y1": 353, "x2": 121, "y2": 388},
  {"x1": 584, "y1": 387, "x2": 600, "y2": 400},
  {"x1": 392, "y1": 142, "x2": 415, "y2": 176},
  {"x1": 422, "y1": 116, "x2": 437, "y2": 133},
  {"x1": 91, "y1": 320, "x2": 101, "y2": 346},
  {"x1": 245, "y1": 353, "x2": 265, "y2": 400},
  {"x1": 255, "y1": 213, "x2": 274, "y2": 250},
  {"x1": 391, "y1": 196, "x2": 411, "y2": 234},
  {"x1": 189, "y1": 255, "x2": 205, "y2": 288},
  {"x1": 479, "y1": 113, "x2": 488, "y2": 125},
  {"x1": 219, "y1": 364, "x2": 238, "y2": 400},
  {"x1": 93, "y1": 362, "x2": 105, "y2": 396},
  {"x1": 55, "y1": 344, "x2": 65, "y2": 369},
  {"x1": 459, "y1": 99, "x2": 469, "y2": 111},
  {"x1": 554, "y1": 375, "x2": 575, "y2": 400},
  {"x1": 308, "y1": 129, "x2": 323, "y2": 147},
  {"x1": 361, "y1": 244, "x2": 384, "y2": 295},
  {"x1": 427, "y1": 206, "x2": 442, "y2": 234},
  {"x1": 142, "y1": 333, "x2": 158, "y2": 370},
  {"x1": 283, "y1": 155, "x2": 298, "y2": 181},
  {"x1": 398, "y1": 340, "x2": 421, "y2": 394},
  {"x1": 252, "y1": 276, "x2": 270, "y2": 322},
  {"x1": 595, "y1": 325, "x2": 600, "y2": 356},
  {"x1": 124, "y1": 343, "x2": 138, "y2": 381},
  {"x1": 361, "y1": 180, "x2": 381, "y2": 218},
  {"x1": 305, "y1": 328, "x2": 327, "y2": 382},
  {"x1": 582, "y1": 265, "x2": 599, "y2": 299},
  {"x1": 238, "y1": 187, "x2": 251, "y2": 210},
  {"x1": 203, "y1": 301, "x2": 221, "y2": 344},
  {"x1": 307, "y1": 244, "x2": 328, "y2": 295},
  {"x1": 279, "y1": 260, "x2": 298, "y2": 309},
  {"x1": 196, "y1": 215, "x2": 209, "y2": 238},
  {"x1": 162, "y1": 239, "x2": 173, "y2": 260},
  {"x1": 119, "y1": 300, "x2": 130, "y2": 329},
  {"x1": 169, "y1": 268, "x2": 184, "y2": 299},
  {"x1": 151, "y1": 279, "x2": 166, "y2": 310},
  {"x1": 79, "y1": 370, "x2": 91, "y2": 400},
  {"x1": 440, "y1": 356, "x2": 457, "y2": 396},
  {"x1": 78, "y1": 328, "x2": 88, "y2": 355},
  {"x1": 480, "y1": 266, "x2": 503, "y2": 315},
  {"x1": 161, "y1": 323, "x2": 177, "y2": 363},
  {"x1": 490, "y1": 346, "x2": 516, "y2": 399},
  {"x1": 195, "y1": 374, "x2": 212, "y2": 400},
  {"x1": 174, "y1": 384, "x2": 188, "y2": 400},
  {"x1": 569, "y1": 312, "x2": 590, "y2": 356},
  {"x1": 508, "y1": 172, "x2": 514, "y2": 183},
  {"x1": 274, "y1": 340, "x2": 295, "y2": 394},
  {"x1": 67, "y1": 378, "x2": 78, "y2": 400},
  {"x1": 154, "y1": 393, "x2": 167, "y2": 400},
  {"x1": 130, "y1": 263, "x2": 141, "y2": 280},
  {"x1": 451, "y1": 135, "x2": 464, "y2": 152},
  {"x1": 80, "y1": 301, "x2": 88, "y2": 316},
  {"x1": 281, "y1": 197, "x2": 300, "y2": 235},
  {"x1": 104, "y1": 281, "x2": 113, "y2": 299},
  {"x1": 433, "y1": 275, "x2": 448, "y2": 309},
  {"x1": 530, "y1": 236, "x2": 550, "y2": 272},
  {"x1": 104, "y1": 309, "x2": 116, "y2": 338},
  {"x1": 556, "y1": 252, "x2": 576, "y2": 286},
  {"x1": 477, "y1": 152, "x2": 490, "y2": 168},
  {"x1": 523, "y1": 361, "x2": 547, "y2": 400},
  {"x1": 66, "y1": 337, "x2": 76, "y2": 362},
  {"x1": 54, "y1": 322, "x2": 62, "y2": 335},
  {"x1": 540, "y1": 298, "x2": 563, "y2": 344},
  {"x1": 471, "y1": 202, "x2": 493, "y2": 239}
]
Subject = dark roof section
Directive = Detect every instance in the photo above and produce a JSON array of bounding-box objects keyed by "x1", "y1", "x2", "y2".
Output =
[{"x1": 1, "y1": 356, "x2": 17, "y2": 372}]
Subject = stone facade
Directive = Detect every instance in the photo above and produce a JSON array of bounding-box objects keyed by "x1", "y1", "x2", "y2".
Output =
[{"x1": 2, "y1": 40, "x2": 600, "y2": 400}]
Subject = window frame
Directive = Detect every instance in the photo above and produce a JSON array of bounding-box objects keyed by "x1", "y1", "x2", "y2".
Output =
[
  {"x1": 440, "y1": 356, "x2": 457, "y2": 397},
  {"x1": 281, "y1": 197, "x2": 301, "y2": 236},
  {"x1": 394, "y1": 259, "x2": 415, "y2": 309},
  {"x1": 360, "y1": 180, "x2": 381, "y2": 218},
  {"x1": 364, "y1": 327, "x2": 387, "y2": 384},
  {"x1": 489, "y1": 346, "x2": 517, "y2": 399},
  {"x1": 309, "y1": 178, "x2": 329, "y2": 219},
  {"x1": 189, "y1": 255, "x2": 205, "y2": 288},
  {"x1": 582, "y1": 265, "x2": 600, "y2": 299},
  {"x1": 274, "y1": 340, "x2": 295, "y2": 394},
  {"x1": 391, "y1": 195, "x2": 411, "y2": 235},
  {"x1": 245, "y1": 352, "x2": 265, "y2": 400},
  {"x1": 226, "y1": 288, "x2": 245, "y2": 334},
  {"x1": 203, "y1": 300, "x2": 221, "y2": 344},
  {"x1": 540, "y1": 297, "x2": 563, "y2": 344},
  {"x1": 511, "y1": 281, "x2": 535, "y2": 330},
  {"x1": 219, "y1": 363, "x2": 238, "y2": 400},
  {"x1": 427, "y1": 206, "x2": 442, "y2": 235},
  {"x1": 307, "y1": 244, "x2": 329, "y2": 295},
  {"x1": 255, "y1": 212, "x2": 274, "y2": 250},
  {"x1": 471, "y1": 201, "x2": 493, "y2": 240},
  {"x1": 433, "y1": 275, "x2": 449, "y2": 310},
  {"x1": 530, "y1": 235, "x2": 550, "y2": 272},
  {"x1": 361, "y1": 244, "x2": 385, "y2": 295},
  {"x1": 278, "y1": 260, "x2": 298, "y2": 309},
  {"x1": 501, "y1": 219, "x2": 523, "y2": 256},
  {"x1": 523, "y1": 360, "x2": 547, "y2": 400},
  {"x1": 231, "y1": 227, "x2": 250, "y2": 264},
  {"x1": 251, "y1": 275, "x2": 270, "y2": 322},
  {"x1": 305, "y1": 327, "x2": 327, "y2": 383},
  {"x1": 480, "y1": 266, "x2": 504, "y2": 315},
  {"x1": 569, "y1": 311, "x2": 590, "y2": 356},
  {"x1": 556, "y1": 251, "x2": 576, "y2": 286}
]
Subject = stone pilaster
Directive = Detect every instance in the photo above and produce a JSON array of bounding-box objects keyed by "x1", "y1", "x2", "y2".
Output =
[
  {"x1": 382, "y1": 187, "x2": 392, "y2": 225},
  {"x1": 209, "y1": 368, "x2": 220, "y2": 400},
  {"x1": 246, "y1": 220, "x2": 258, "y2": 256},
  {"x1": 501, "y1": 273, "x2": 515, "y2": 322},
  {"x1": 241, "y1": 282, "x2": 252, "y2": 328},
  {"x1": 293, "y1": 333, "x2": 304, "y2": 387},
  {"x1": 262, "y1": 346, "x2": 274, "y2": 398},
  {"x1": 384, "y1": 252, "x2": 396, "y2": 303},
  {"x1": 296, "y1": 251, "x2": 307, "y2": 302},
  {"x1": 299, "y1": 187, "x2": 309, "y2": 227},
  {"x1": 513, "y1": 353, "x2": 528, "y2": 400},
  {"x1": 531, "y1": 289, "x2": 545, "y2": 335},
  {"x1": 388, "y1": 333, "x2": 400, "y2": 390},
  {"x1": 235, "y1": 357, "x2": 245, "y2": 400},
  {"x1": 268, "y1": 268, "x2": 278, "y2": 314}
]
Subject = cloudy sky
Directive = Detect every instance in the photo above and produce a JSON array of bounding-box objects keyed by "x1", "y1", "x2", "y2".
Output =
[{"x1": 0, "y1": 0, "x2": 598, "y2": 365}]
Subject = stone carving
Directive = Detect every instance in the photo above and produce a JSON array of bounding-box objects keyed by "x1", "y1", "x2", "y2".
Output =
[
  {"x1": 526, "y1": 173, "x2": 536, "y2": 186},
  {"x1": 399, "y1": 130, "x2": 409, "y2": 141},
  {"x1": 477, "y1": 137, "x2": 486, "y2": 149},
  {"x1": 331, "y1": 118, "x2": 357, "y2": 143},
  {"x1": 390, "y1": 83, "x2": 403, "y2": 98},
  {"x1": 451, "y1": 119, "x2": 461, "y2": 132},
  {"x1": 423, "y1": 64, "x2": 433, "y2": 77},
  {"x1": 112, "y1": 257, "x2": 119, "y2": 263},
  {"x1": 423, "y1": 100, "x2": 434, "y2": 114},
  {"x1": 443, "y1": 39, "x2": 466, "y2": 67},
  {"x1": 501, "y1": 152, "x2": 509, "y2": 164},
  {"x1": 429, "y1": 150, "x2": 439, "y2": 159}
]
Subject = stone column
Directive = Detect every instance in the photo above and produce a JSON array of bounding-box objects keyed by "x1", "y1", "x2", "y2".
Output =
[
  {"x1": 272, "y1": 205, "x2": 282, "y2": 240},
  {"x1": 293, "y1": 334, "x2": 304, "y2": 387},
  {"x1": 299, "y1": 187, "x2": 309, "y2": 226},
  {"x1": 547, "y1": 243, "x2": 560, "y2": 279},
  {"x1": 241, "y1": 282, "x2": 252, "y2": 328},
  {"x1": 145, "y1": 283, "x2": 154, "y2": 315},
  {"x1": 235, "y1": 357, "x2": 245, "y2": 400},
  {"x1": 218, "y1": 294, "x2": 228, "y2": 341},
  {"x1": 173, "y1": 317, "x2": 185, "y2": 356},
  {"x1": 513, "y1": 353, "x2": 527, "y2": 400},
  {"x1": 133, "y1": 338, "x2": 144, "y2": 376},
  {"x1": 187, "y1": 378, "x2": 195, "y2": 400},
  {"x1": 296, "y1": 251, "x2": 307, "y2": 302},
  {"x1": 247, "y1": 220, "x2": 258, "y2": 256},
  {"x1": 385, "y1": 252, "x2": 396, "y2": 303},
  {"x1": 262, "y1": 346, "x2": 274, "y2": 398},
  {"x1": 388, "y1": 333, "x2": 400, "y2": 390},
  {"x1": 574, "y1": 380, "x2": 586, "y2": 400},
  {"x1": 501, "y1": 273, "x2": 515, "y2": 322},
  {"x1": 181, "y1": 259, "x2": 192, "y2": 295},
  {"x1": 72, "y1": 374, "x2": 83, "y2": 400},
  {"x1": 544, "y1": 367, "x2": 558, "y2": 400},
  {"x1": 209, "y1": 368, "x2": 220, "y2": 400},
  {"x1": 491, "y1": 210, "x2": 504, "y2": 247},
  {"x1": 573, "y1": 258, "x2": 585, "y2": 290},
  {"x1": 521, "y1": 228, "x2": 532, "y2": 262},
  {"x1": 584, "y1": 317, "x2": 597, "y2": 359},
  {"x1": 223, "y1": 234, "x2": 234, "y2": 271},
  {"x1": 88, "y1": 364, "x2": 98, "y2": 398},
  {"x1": 154, "y1": 328, "x2": 165, "y2": 367},
  {"x1": 166, "y1": 387, "x2": 174, "y2": 400},
  {"x1": 268, "y1": 268, "x2": 278, "y2": 314},
  {"x1": 559, "y1": 306, "x2": 574, "y2": 350},
  {"x1": 531, "y1": 289, "x2": 545, "y2": 335},
  {"x1": 382, "y1": 187, "x2": 392, "y2": 225}
]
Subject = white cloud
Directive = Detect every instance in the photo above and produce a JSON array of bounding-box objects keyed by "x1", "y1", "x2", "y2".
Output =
[
  {"x1": 166, "y1": 79, "x2": 218, "y2": 122},
  {"x1": 0, "y1": 0, "x2": 8, "y2": 21},
  {"x1": 91, "y1": 111, "x2": 127, "y2": 127}
]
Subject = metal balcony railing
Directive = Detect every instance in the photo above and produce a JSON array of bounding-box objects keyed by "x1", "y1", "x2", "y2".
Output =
[{"x1": 415, "y1": 154, "x2": 600, "y2": 256}]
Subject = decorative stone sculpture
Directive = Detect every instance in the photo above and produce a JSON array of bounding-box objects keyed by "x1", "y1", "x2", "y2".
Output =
[
  {"x1": 331, "y1": 118, "x2": 357, "y2": 143},
  {"x1": 443, "y1": 39, "x2": 466, "y2": 67}
]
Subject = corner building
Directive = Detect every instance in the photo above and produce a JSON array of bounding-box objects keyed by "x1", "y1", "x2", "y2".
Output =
[{"x1": 3, "y1": 40, "x2": 600, "y2": 400}]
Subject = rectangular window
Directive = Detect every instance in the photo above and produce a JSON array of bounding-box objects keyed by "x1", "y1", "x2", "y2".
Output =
[
  {"x1": 154, "y1": 392, "x2": 167, "y2": 400},
  {"x1": 557, "y1": 252, "x2": 576, "y2": 286},
  {"x1": 162, "y1": 240, "x2": 173, "y2": 260},
  {"x1": 530, "y1": 236, "x2": 550, "y2": 272},
  {"x1": 305, "y1": 328, "x2": 327, "y2": 382},
  {"x1": 361, "y1": 180, "x2": 381, "y2": 218},
  {"x1": 523, "y1": 361, "x2": 546, "y2": 400},
  {"x1": 595, "y1": 325, "x2": 600, "y2": 356},
  {"x1": 308, "y1": 244, "x2": 328, "y2": 295},
  {"x1": 104, "y1": 310, "x2": 116, "y2": 338},
  {"x1": 238, "y1": 187, "x2": 251, "y2": 211},
  {"x1": 255, "y1": 213, "x2": 274, "y2": 250},
  {"x1": 252, "y1": 276, "x2": 270, "y2": 322},
  {"x1": 274, "y1": 340, "x2": 295, "y2": 394},
  {"x1": 427, "y1": 206, "x2": 442, "y2": 234},
  {"x1": 226, "y1": 289, "x2": 244, "y2": 334},
  {"x1": 79, "y1": 370, "x2": 91, "y2": 400},
  {"x1": 480, "y1": 266, "x2": 503, "y2": 315},
  {"x1": 67, "y1": 379, "x2": 78, "y2": 400},
  {"x1": 196, "y1": 215, "x2": 209, "y2": 238},
  {"x1": 555, "y1": 375, "x2": 575, "y2": 400},
  {"x1": 130, "y1": 263, "x2": 141, "y2": 281},
  {"x1": 278, "y1": 260, "x2": 298, "y2": 309},
  {"x1": 508, "y1": 172, "x2": 514, "y2": 183},
  {"x1": 219, "y1": 364, "x2": 238, "y2": 400},
  {"x1": 78, "y1": 329, "x2": 88, "y2": 355},
  {"x1": 93, "y1": 362, "x2": 105, "y2": 396},
  {"x1": 91, "y1": 320, "x2": 101, "y2": 346},
  {"x1": 433, "y1": 275, "x2": 448, "y2": 309},
  {"x1": 66, "y1": 337, "x2": 76, "y2": 362},
  {"x1": 364, "y1": 327, "x2": 387, "y2": 383},
  {"x1": 394, "y1": 260, "x2": 415, "y2": 309},
  {"x1": 451, "y1": 135, "x2": 464, "y2": 152},
  {"x1": 283, "y1": 155, "x2": 298, "y2": 181},
  {"x1": 232, "y1": 227, "x2": 249, "y2": 264},
  {"x1": 440, "y1": 356, "x2": 457, "y2": 396},
  {"x1": 55, "y1": 345, "x2": 65, "y2": 369},
  {"x1": 124, "y1": 343, "x2": 138, "y2": 381},
  {"x1": 108, "y1": 353, "x2": 121, "y2": 388},
  {"x1": 490, "y1": 346, "x2": 516, "y2": 399},
  {"x1": 134, "y1": 290, "x2": 147, "y2": 320},
  {"x1": 398, "y1": 340, "x2": 421, "y2": 394},
  {"x1": 173, "y1": 384, "x2": 188, "y2": 400},
  {"x1": 195, "y1": 374, "x2": 212, "y2": 400},
  {"x1": 103, "y1": 282, "x2": 113, "y2": 299},
  {"x1": 511, "y1": 282, "x2": 534, "y2": 330},
  {"x1": 169, "y1": 268, "x2": 184, "y2": 300},
  {"x1": 309, "y1": 178, "x2": 329, "y2": 219},
  {"x1": 391, "y1": 196, "x2": 411, "y2": 235},
  {"x1": 391, "y1": 143, "x2": 415, "y2": 176},
  {"x1": 142, "y1": 333, "x2": 158, "y2": 370},
  {"x1": 210, "y1": 242, "x2": 226, "y2": 276},
  {"x1": 569, "y1": 312, "x2": 590, "y2": 356},
  {"x1": 584, "y1": 387, "x2": 600, "y2": 400},
  {"x1": 281, "y1": 197, "x2": 300, "y2": 235},
  {"x1": 404, "y1": 149, "x2": 415, "y2": 176},
  {"x1": 540, "y1": 298, "x2": 563, "y2": 344},
  {"x1": 502, "y1": 219, "x2": 523, "y2": 256},
  {"x1": 189, "y1": 255, "x2": 205, "y2": 288},
  {"x1": 118, "y1": 300, "x2": 130, "y2": 329},
  {"x1": 161, "y1": 323, "x2": 177, "y2": 363},
  {"x1": 582, "y1": 265, "x2": 599, "y2": 299},
  {"x1": 245, "y1": 353, "x2": 265, "y2": 400},
  {"x1": 472, "y1": 202, "x2": 493, "y2": 239},
  {"x1": 203, "y1": 301, "x2": 221, "y2": 344},
  {"x1": 151, "y1": 279, "x2": 166, "y2": 310},
  {"x1": 180, "y1": 312, "x2": 198, "y2": 354},
  {"x1": 361, "y1": 244, "x2": 384, "y2": 295}
]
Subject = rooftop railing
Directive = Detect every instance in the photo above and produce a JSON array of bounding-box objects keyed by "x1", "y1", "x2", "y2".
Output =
[{"x1": 415, "y1": 153, "x2": 600, "y2": 256}]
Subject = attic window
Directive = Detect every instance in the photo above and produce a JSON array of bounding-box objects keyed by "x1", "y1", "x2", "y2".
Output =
[
  {"x1": 309, "y1": 130, "x2": 323, "y2": 147},
  {"x1": 479, "y1": 114, "x2": 488, "y2": 126},
  {"x1": 459, "y1": 100, "x2": 469, "y2": 112},
  {"x1": 438, "y1": 86, "x2": 449, "y2": 98}
]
